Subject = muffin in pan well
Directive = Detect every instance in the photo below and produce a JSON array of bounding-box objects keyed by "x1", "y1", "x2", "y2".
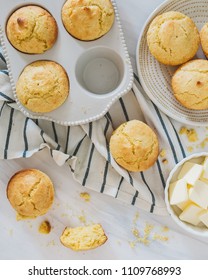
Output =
[
  {"x1": 6, "y1": 5, "x2": 58, "y2": 54},
  {"x1": 16, "y1": 60, "x2": 69, "y2": 113},
  {"x1": 61, "y1": 0, "x2": 115, "y2": 41}
]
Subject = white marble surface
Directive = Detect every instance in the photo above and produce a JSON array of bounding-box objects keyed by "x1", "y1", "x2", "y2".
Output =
[{"x1": 1, "y1": 0, "x2": 208, "y2": 260}]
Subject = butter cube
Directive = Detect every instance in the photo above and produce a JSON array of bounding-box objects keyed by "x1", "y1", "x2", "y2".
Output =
[
  {"x1": 179, "y1": 204, "x2": 202, "y2": 226},
  {"x1": 176, "y1": 191, "x2": 193, "y2": 211},
  {"x1": 199, "y1": 210, "x2": 208, "y2": 228},
  {"x1": 176, "y1": 187, "x2": 192, "y2": 210},
  {"x1": 177, "y1": 200, "x2": 190, "y2": 211},
  {"x1": 188, "y1": 187, "x2": 193, "y2": 196},
  {"x1": 178, "y1": 162, "x2": 203, "y2": 185},
  {"x1": 189, "y1": 180, "x2": 208, "y2": 209},
  {"x1": 202, "y1": 157, "x2": 208, "y2": 180},
  {"x1": 169, "y1": 179, "x2": 188, "y2": 205}
]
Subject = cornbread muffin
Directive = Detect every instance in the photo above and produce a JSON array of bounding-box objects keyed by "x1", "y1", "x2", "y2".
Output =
[
  {"x1": 200, "y1": 23, "x2": 208, "y2": 58},
  {"x1": 7, "y1": 169, "x2": 54, "y2": 219},
  {"x1": 6, "y1": 5, "x2": 58, "y2": 54},
  {"x1": 60, "y1": 224, "x2": 107, "y2": 251},
  {"x1": 147, "y1": 11, "x2": 200, "y2": 65},
  {"x1": 16, "y1": 60, "x2": 69, "y2": 113},
  {"x1": 61, "y1": 0, "x2": 115, "y2": 41},
  {"x1": 109, "y1": 120, "x2": 159, "y2": 172},
  {"x1": 172, "y1": 59, "x2": 208, "y2": 110}
]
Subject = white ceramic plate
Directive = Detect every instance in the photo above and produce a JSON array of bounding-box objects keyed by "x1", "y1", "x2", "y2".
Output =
[
  {"x1": 0, "y1": 0, "x2": 133, "y2": 126},
  {"x1": 136, "y1": 0, "x2": 208, "y2": 126}
]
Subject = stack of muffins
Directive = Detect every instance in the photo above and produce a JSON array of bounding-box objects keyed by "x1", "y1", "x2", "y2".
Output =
[
  {"x1": 147, "y1": 11, "x2": 208, "y2": 111},
  {"x1": 6, "y1": 0, "x2": 115, "y2": 113}
]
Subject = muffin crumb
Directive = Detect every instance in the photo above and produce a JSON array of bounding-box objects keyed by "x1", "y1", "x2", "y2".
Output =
[
  {"x1": 78, "y1": 215, "x2": 87, "y2": 225},
  {"x1": 179, "y1": 127, "x2": 198, "y2": 142},
  {"x1": 200, "y1": 137, "x2": 208, "y2": 148},
  {"x1": 80, "y1": 192, "x2": 91, "y2": 202},
  {"x1": 161, "y1": 226, "x2": 169, "y2": 232},
  {"x1": 153, "y1": 233, "x2": 169, "y2": 242},
  {"x1": 187, "y1": 146, "x2": 194, "y2": 153},
  {"x1": 162, "y1": 159, "x2": 168, "y2": 165},
  {"x1": 39, "y1": 221, "x2": 51, "y2": 234},
  {"x1": 160, "y1": 149, "x2": 166, "y2": 158},
  {"x1": 129, "y1": 213, "x2": 170, "y2": 249}
]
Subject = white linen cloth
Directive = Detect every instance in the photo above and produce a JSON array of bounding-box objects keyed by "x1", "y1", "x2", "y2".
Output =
[{"x1": 2, "y1": 44, "x2": 208, "y2": 216}]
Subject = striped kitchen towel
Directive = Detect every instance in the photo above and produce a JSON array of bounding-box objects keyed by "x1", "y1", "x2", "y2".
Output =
[{"x1": 0, "y1": 45, "x2": 206, "y2": 215}]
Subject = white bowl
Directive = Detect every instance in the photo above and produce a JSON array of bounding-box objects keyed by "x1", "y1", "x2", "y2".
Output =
[{"x1": 165, "y1": 152, "x2": 208, "y2": 237}]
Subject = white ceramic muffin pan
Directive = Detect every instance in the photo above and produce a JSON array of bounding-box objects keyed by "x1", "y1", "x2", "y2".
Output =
[{"x1": 0, "y1": 0, "x2": 133, "y2": 125}]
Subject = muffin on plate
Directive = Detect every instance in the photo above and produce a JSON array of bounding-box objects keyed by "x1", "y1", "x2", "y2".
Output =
[
  {"x1": 172, "y1": 59, "x2": 208, "y2": 110},
  {"x1": 7, "y1": 169, "x2": 54, "y2": 219},
  {"x1": 109, "y1": 120, "x2": 159, "y2": 172},
  {"x1": 60, "y1": 224, "x2": 107, "y2": 251},
  {"x1": 6, "y1": 5, "x2": 58, "y2": 54},
  {"x1": 61, "y1": 0, "x2": 115, "y2": 41},
  {"x1": 147, "y1": 11, "x2": 200, "y2": 65},
  {"x1": 200, "y1": 22, "x2": 208, "y2": 58},
  {"x1": 16, "y1": 60, "x2": 69, "y2": 113}
]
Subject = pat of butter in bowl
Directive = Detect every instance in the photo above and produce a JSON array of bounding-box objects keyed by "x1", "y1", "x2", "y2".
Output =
[{"x1": 169, "y1": 157, "x2": 208, "y2": 228}]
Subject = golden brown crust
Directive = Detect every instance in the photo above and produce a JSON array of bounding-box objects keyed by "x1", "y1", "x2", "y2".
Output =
[
  {"x1": 147, "y1": 11, "x2": 200, "y2": 65},
  {"x1": 16, "y1": 60, "x2": 69, "y2": 113},
  {"x1": 200, "y1": 23, "x2": 208, "y2": 58},
  {"x1": 109, "y1": 120, "x2": 159, "y2": 172},
  {"x1": 61, "y1": 0, "x2": 115, "y2": 41},
  {"x1": 7, "y1": 169, "x2": 54, "y2": 218},
  {"x1": 172, "y1": 59, "x2": 208, "y2": 110},
  {"x1": 60, "y1": 224, "x2": 107, "y2": 251},
  {"x1": 6, "y1": 5, "x2": 58, "y2": 54}
]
